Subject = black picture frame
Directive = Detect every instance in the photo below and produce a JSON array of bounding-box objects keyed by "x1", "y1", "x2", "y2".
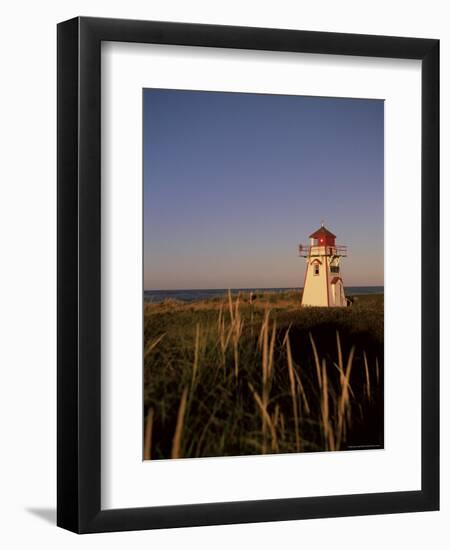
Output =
[{"x1": 57, "y1": 16, "x2": 439, "y2": 533}]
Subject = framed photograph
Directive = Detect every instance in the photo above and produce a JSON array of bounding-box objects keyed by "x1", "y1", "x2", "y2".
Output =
[{"x1": 57, "y1": 17, "x2": 439, "y2": 533}]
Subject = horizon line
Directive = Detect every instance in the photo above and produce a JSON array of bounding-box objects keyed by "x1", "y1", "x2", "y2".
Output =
[{"x1": 144, "y1": 285, "x2": 384, "y2": 292}]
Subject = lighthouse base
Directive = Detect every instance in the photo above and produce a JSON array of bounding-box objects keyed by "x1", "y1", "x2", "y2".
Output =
[{"x1": 301, "y1": 277, "x2": 347, "y2": 307}]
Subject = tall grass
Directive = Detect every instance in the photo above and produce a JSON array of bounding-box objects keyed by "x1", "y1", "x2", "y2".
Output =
[{"x1": 143, "y1": 292, "x2": 384, "y2": 459}]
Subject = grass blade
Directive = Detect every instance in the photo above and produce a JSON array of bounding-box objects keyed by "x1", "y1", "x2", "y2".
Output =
[
  {"x1": 171, "y1": 386, "x2": 189, "y2": 459},
  {"x1": 285, "y1": 330, "x2": 301, "y2": 452},
  {"x1": 309, "y1": 332, "x2": 322, "y2": 390},
  {"x1": 143, "y1": 407, "x2": 154, "y2": 460}
]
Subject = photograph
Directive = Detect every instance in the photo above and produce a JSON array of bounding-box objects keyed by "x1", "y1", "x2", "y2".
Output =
[{"x1": 142, "y1": 89, "x2": 384, "y2": 460}]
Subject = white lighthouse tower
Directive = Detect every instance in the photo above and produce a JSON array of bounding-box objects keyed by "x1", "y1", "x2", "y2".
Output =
[{"x1": 299, "y1": 224, "x2": 348, "y2": 307}]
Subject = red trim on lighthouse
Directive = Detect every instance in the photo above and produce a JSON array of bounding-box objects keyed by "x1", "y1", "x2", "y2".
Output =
[
  {"x1": 309, "y1": 226, "x2": 336, "y2": 239},
  {"x1": 309, "y1": 226, "x2": 336, "y2": 247}
]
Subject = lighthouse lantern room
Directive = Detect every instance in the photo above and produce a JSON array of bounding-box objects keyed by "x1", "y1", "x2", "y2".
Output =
[{"x1": 299, "y1": 224, "x2": 348, "y2": 307}]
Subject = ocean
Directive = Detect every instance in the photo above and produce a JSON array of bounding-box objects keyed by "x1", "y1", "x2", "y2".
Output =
[{"x1": 143, "y1": 286, "x2": 384, "y2": 303}]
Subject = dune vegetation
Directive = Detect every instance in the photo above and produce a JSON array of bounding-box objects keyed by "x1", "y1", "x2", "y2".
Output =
[{"x1": 143, "y1": 291, "x2": 384, "y2": 460}]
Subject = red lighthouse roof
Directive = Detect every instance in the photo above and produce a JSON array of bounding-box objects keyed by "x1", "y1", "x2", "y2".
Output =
[{"x1": 309, "y1": 225, "x2": 336, "y2": 239}]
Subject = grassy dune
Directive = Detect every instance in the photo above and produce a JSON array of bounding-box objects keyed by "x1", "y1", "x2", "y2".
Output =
[{"x1": 143, "y1": 291, "x2": 384, "y2": 459}]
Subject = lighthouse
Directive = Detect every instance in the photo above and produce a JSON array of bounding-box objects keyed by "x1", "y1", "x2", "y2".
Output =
[{"x1": 299, "y1": 224, "x2": 348, "y2": 307}]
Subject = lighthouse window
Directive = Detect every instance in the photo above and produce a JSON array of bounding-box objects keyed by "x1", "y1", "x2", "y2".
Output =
[
  {"x1": 330, "y1": 265, "x2": 340, "y2": 273},
  {"x1": 313, "y1": 264, "x2": 320, "y2": 276}
]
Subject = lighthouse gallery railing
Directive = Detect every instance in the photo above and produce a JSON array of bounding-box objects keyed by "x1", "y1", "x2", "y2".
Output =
[{"x1": 298, "y1": 244, "x2": 348, "y2": 257}]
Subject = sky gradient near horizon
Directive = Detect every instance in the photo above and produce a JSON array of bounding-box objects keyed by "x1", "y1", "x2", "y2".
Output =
[{"x1": 143, "y1": 89, "x2": 384, "y2": 290}]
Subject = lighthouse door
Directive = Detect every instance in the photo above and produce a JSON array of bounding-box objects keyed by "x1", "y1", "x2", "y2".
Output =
[{"x1": 331, "y1": 278, "x2": 343, "y2": 306}]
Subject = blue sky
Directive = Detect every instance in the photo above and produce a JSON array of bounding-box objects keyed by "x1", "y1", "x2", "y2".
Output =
[{"x1": 143, "y1": 89, "x2": 384, "y2": 290}]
